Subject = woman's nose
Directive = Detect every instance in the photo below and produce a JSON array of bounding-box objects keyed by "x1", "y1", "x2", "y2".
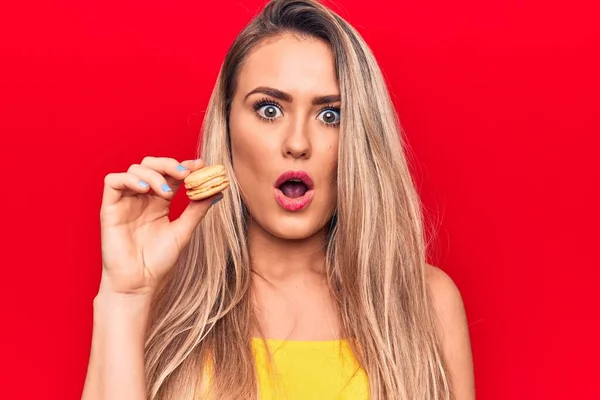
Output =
[{"x1": 282, "y1": 118, "x2": 312, "y2": 159}]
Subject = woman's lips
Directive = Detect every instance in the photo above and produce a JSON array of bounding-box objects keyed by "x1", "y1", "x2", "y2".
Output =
[
  {"x1": 273, "y1": 170, "x2": 314, "y2": 211},
  {"x1": 274, "y1": 188, "x2": 314, "y2": 211},
  {"x1": 273, "y1": 170, "x2": 314, "y2": 189}
]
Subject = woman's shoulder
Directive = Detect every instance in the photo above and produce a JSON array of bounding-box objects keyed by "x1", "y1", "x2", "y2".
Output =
[
  {"x1": 425, "y1": 263, "x2": 476, "y2": 399},
  {"x1": 425, "y1": 263, "x2": 468, "y2": 340},
  {"x1": 425, "y1": 264, "x2": 464, "y2": 309}
]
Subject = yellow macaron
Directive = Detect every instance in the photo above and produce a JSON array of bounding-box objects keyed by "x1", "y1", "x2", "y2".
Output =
[{"x1": 183, "y1": 164, "x2": 230, "y2": 201}]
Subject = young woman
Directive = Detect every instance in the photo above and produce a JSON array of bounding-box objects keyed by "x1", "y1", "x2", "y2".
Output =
[{"x1": 82, "y1": 0, "x2": 474, "y2": 399}]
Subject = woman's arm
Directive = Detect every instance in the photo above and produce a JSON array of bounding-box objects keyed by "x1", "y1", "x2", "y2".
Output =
[
  {"x1": 427, "y1": 265, "x2": 476, "y2": 400},
  {"x1": 84, "y1": 157, "x2": 217, "y2": 399},
  {"x1": 81, "y1": 290, "x2": 152, "y2": 400}
]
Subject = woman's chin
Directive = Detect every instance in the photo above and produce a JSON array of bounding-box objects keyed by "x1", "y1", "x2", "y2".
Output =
[{"x1": 259, "y1": 216, "x2": 325, "y2": 241}]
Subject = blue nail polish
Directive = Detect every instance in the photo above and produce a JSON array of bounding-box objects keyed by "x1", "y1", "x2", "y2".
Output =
[
  {"x1": 161, "y1": 183, "x2": 172, "y2": 192},
  {"x1": 139, "y1": 180, "x2": 149, "y2": 188},
  {"x1": 211, "y1": 197, "x2": 223, "y2": 205},
  {"x1": 176, "y1": 164, "x2": 187, "y2": 171}
]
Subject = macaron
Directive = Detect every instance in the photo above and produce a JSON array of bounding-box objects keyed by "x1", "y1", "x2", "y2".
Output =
[{"x1": 183, "y1": 164, "x2": 230, "y2": 201}]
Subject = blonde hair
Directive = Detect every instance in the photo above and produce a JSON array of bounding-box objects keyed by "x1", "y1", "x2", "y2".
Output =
[{"x1": 144, "y1": 0, "x2": 451, "y2": 399}]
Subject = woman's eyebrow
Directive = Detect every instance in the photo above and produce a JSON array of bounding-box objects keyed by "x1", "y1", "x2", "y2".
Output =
[
  {"x1": 312, "y1": 94, "x2": 341, "y2": 105},
  {"x1": 245, "y1": 87, "x2": 292, "y2": 102},
  {"x1": 245, "y1": 86, "x2": 341, "y2": 105}
]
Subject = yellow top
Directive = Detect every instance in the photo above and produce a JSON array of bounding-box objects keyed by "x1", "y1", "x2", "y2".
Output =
[{"x1": 252, "y1": 338, "x2": 369, "y2": 400}]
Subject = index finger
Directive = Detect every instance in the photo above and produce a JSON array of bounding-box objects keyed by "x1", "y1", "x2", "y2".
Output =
[
  {"x1": 139, "y1": 156, "x2": 201, "y2": 194},
  {"x1": 180, "y1": 158, "x2": 205, "y2": 172}
]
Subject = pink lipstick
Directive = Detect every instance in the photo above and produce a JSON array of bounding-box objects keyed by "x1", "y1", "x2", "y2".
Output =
[{"x1": 273, "y1": 170, "x2": 314, "y2": 211}]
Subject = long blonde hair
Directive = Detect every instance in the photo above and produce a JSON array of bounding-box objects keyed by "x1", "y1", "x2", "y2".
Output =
[{"x1": 145, "y1": 0, "x2": 451, "y2": 398}]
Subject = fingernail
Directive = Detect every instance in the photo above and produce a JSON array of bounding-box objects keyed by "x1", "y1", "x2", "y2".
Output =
[
  {"x1": 176, "y1": 164, "x2": 187, "y2": 171},
  {"x1": 211, "y1": 197, "x2": 223, "y2": 205},
  {"x1": 139, "y1": 180, "x2": 149, "y2": 188},
  {"x1": 161, "y1": 183, "x2": 172, "y2": 192}
]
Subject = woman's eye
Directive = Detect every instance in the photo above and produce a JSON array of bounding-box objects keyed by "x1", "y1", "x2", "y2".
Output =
[
  {"x1": 257, "y1": 105, "x2": 283, "y2": 120},
  {"x1": 317, "y1": 109, "x2": 341, "y2": 125}
]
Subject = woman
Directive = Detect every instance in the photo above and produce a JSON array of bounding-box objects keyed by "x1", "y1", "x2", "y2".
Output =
[{"x1": 82, "y1": 0, "x2": 474, "y2": 399}]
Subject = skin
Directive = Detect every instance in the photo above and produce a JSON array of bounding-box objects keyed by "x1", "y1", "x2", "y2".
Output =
[
  {"x1": 232, "y1": 34, "x2": 475, "y2": 398},
  {"x1": 82, "y1": 33, "x2": 475, "y2": 400},
  {"x1": 228, "y1": 34, "x2": 341, "y2": 340}
]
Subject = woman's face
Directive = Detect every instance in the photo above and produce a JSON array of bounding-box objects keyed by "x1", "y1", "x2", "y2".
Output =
[{"x1": 229, "y1": 33, "x2": 339, "y2": 240}]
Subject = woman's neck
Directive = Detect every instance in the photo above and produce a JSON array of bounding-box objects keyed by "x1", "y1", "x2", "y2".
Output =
[
  {"x1": 247, "y1": 220, "x2": 328, "y2": 281},
  {"x1": 246, "y1": 219, "x2": 341, "y2": 341}
]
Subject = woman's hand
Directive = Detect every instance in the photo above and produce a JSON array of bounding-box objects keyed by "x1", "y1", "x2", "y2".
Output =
[{"x1": 99, "y1": 156, "x2": 221, "y2": 296}]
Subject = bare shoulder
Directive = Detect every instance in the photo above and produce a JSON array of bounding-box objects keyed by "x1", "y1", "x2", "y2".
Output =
[
  {"x1": 425, "y1": 264, "x2": 476, "y2": 399},
  {"x1": 425, "y1": 264, "x2": 465, "y2": 317}
]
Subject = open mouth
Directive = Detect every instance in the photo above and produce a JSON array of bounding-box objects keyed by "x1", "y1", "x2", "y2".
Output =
[
  {"x1": 278, "y1": 178, "x2": 309, "y2": 198},
  {"x1": 273, "y1": 170, "x2": 315, "y2": 211}
]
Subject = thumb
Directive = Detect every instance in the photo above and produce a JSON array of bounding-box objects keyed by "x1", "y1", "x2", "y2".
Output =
[{"x1": 170, "y1": 194, "x2": 223, "y2": 245}]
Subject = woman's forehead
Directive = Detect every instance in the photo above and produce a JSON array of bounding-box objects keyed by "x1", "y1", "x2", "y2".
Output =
[{"x1": 237, "y1": 34, "x2": 339, "y2": 98}]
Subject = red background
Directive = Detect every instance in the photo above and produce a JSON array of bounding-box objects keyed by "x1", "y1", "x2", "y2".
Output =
[{"x1": 1, "y1": 0, "x2": 599, "y2": 398}]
